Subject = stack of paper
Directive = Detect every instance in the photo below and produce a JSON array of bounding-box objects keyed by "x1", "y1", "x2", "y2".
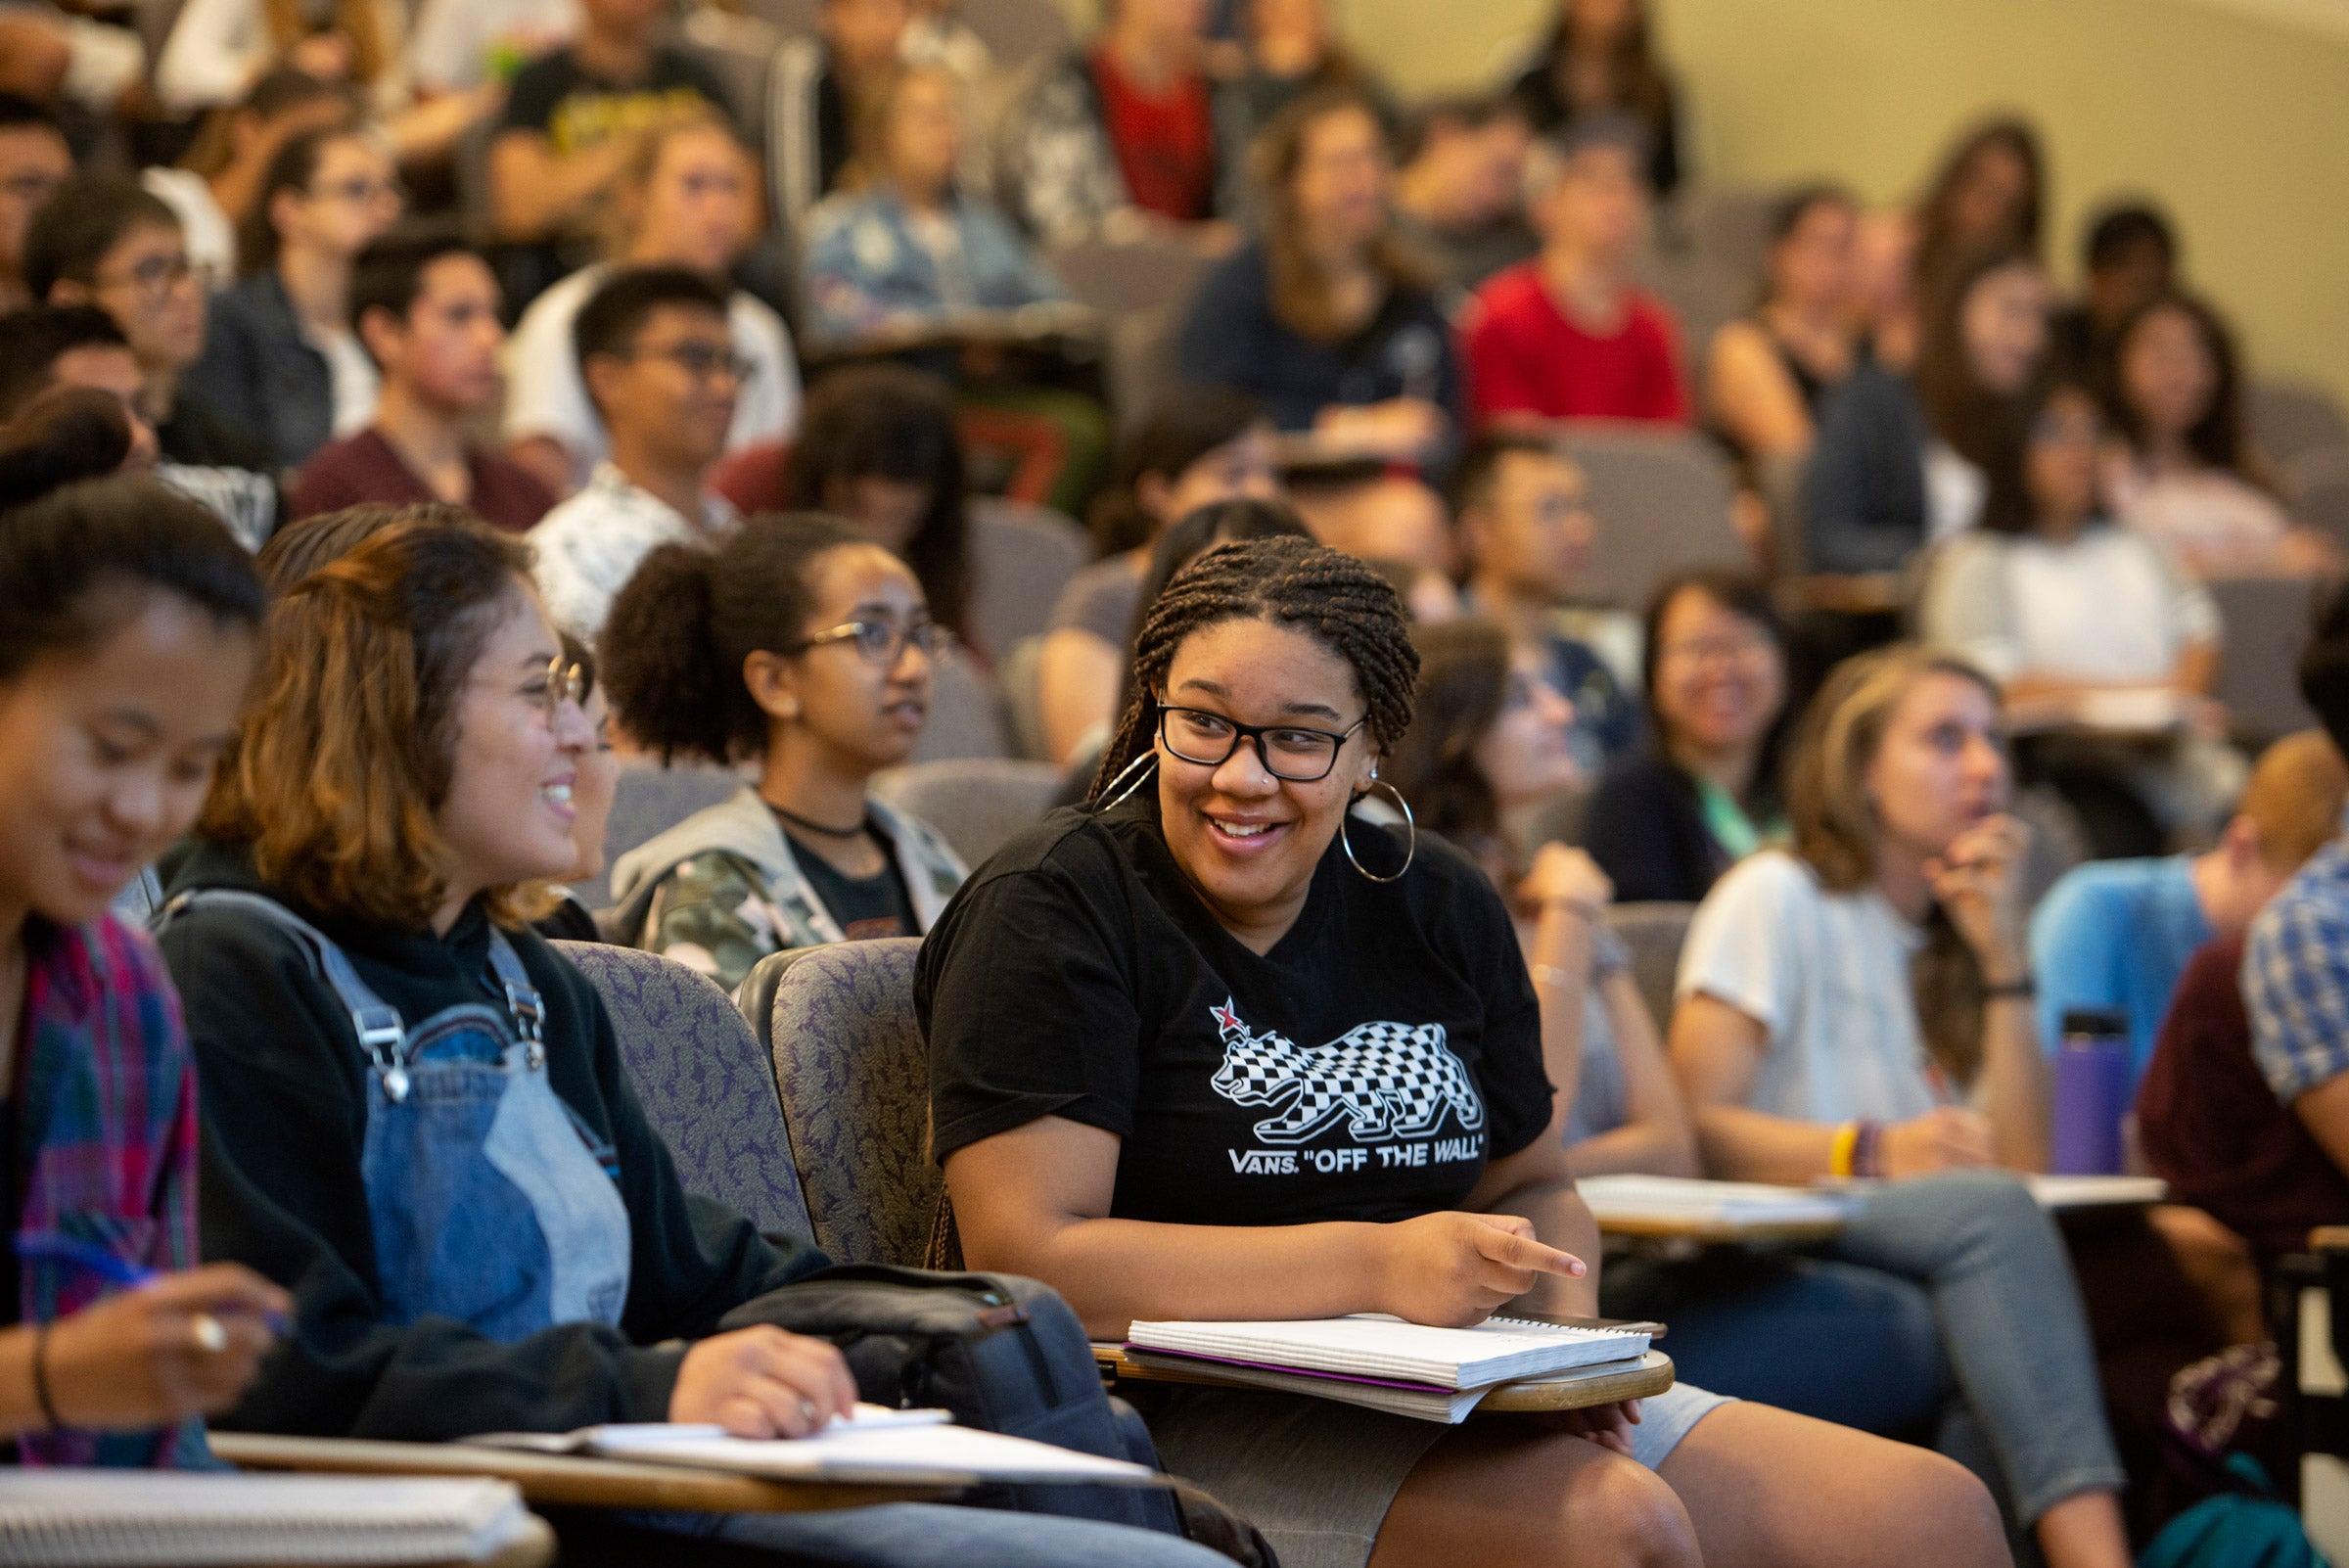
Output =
[
  {"x1": 473, "y1": 1407, "x2": 1163, "y2": 1488},
  {"x1": 0, "y1": 1473, "x2": 532, "y2": 1567},
  {"x1": 1578, "y1": 1174, "x2": 1856, "y2": 1229},
  {"x1": 1123, "y1": 1314, "x2": 1652, "y2": 1423}
]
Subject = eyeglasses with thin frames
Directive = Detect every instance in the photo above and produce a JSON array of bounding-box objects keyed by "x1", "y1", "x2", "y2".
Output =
[
  {"x1": 632, "y1": 342, "x2": 759, "y2": 384},
  {"x1": 524, "y1": 655, "x2": 588, "y2": 725},
  {"x1": 1157, "y1": 706, "x2": 1367, "y2": 783},
  {"x1": 99, "y1": 252, "x2": 195, "y2": 299},
  {"x1": 788, "y1": 618, "x2": 951, "y2": 667}
]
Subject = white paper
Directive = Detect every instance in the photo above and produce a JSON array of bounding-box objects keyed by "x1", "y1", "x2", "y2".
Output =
[
  {"x1": 585, "y1": 1422, "x2": 1162, "y2": 1486},
  {"x1": 1126, "y1": 1313, "x2": 1650, "y2": 1389},
  {"x1": 0, "y1": 1473, "x2": 530, "y2": 1567},
  {"x1": 1578, "y1": 1174, "x2": 1856, "y2": 1227}
]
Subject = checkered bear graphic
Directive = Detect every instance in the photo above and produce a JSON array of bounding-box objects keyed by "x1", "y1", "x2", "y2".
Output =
[{"x1": 1207, "y1": 998, "x2": 1487, "y2": 1146}]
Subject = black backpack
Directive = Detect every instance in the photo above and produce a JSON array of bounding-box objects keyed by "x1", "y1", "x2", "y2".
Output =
[{"x1": 719, "y1": 1264, "x2": 1274, "y2": 1564}]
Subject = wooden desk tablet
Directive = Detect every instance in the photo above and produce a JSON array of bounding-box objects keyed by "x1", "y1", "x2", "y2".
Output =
[
  {"x1": 210, "y1": 1432, "x2": 953, "y2": 1514},
  {"x1": 1091, "y1": 1344, "x2": 1677, "y2": 1412}
]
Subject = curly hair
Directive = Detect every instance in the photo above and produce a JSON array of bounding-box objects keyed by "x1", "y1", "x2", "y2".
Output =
[{"x1": 1088, "y1": 534, "x2": 1420, "y2": 801}]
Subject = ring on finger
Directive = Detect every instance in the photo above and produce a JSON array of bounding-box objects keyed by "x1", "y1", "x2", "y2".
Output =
[
  {"x1": 190, "y1": 1314, "x2": 228, "y2": 1355},
  {"x1": 797, "y1": 1398, "x2": 818, "y2": 1425}
]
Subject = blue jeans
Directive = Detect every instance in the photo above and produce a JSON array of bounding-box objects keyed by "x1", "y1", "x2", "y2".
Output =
[
  {"x1": 638, "y1": 1503, "x2": 1233, "y2": 1567},
  {"x1": 1829, "y1": 1171, "x2": 2128, "y2": 1527},
  {"x1": 1600, "y1": 1251, "x2": 1951, "y2": 1435}
]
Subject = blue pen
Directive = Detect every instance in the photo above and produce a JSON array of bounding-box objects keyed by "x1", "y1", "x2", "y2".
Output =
[{"x1": 14, "y1": 1232, "x2": 291, "y2": 1334}]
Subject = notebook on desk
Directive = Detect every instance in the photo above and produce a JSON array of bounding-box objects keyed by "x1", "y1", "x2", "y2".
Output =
[
  {"x1": 1121, "y1": 1343, "x2": 1663, "y2": 1423},
  {"x1": 0, "y1": 1472, "x2": 532, "y2": 1568},
  {"x1": 1126, "y1": 1314, "x2": 1652, "y2": 1391}
]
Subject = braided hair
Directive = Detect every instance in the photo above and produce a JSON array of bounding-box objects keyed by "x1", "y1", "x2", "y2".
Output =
[{"x1": 1088, "y1": 535, "x2": 1421, "y2": 802}]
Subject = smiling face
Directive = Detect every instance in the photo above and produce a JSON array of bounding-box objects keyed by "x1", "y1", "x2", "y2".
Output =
[
  {"x1": 1472, "y1": 642, "x2": 1578, "y2": 810},
  {"x1": 1863, "y1": 670, "x2": 2008, "y2": 864},
  {"x1": 0, "y1": 592, "x2": 255, "y2": 928},
  {"x1": 1958, "y1": 259, "x2": 2050, "y2": 396},
  {"x1": 753, "y1": 543, "x2": 935, "y2": 775},
  {"x1": 431, "y1": 587, "x2": 593, "y2": 917},
  {"x1": 1154, "y1": 617, "x2": 1376, "y2": 949},
  {"x1": 1650, "y1": 585, "x2": 1785, "y2": 760},
  {"x1": 2117, "y1": 303, "x2": 2217, "y2": 445}
]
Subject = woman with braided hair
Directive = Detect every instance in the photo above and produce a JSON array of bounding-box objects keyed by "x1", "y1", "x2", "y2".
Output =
[{"x1": 918, "y1": 535, "x2": 2004, "y2": 1568}]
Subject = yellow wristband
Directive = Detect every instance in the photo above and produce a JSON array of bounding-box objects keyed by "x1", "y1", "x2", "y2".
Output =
[{"x1": 1829, "y1": 1120, "x2": 1861, "y2": 1178}]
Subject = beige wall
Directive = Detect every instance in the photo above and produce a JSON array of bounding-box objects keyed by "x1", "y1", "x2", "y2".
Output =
[{"x1": 1069, "y1": 0, "x2": 2349, "y2": 406}]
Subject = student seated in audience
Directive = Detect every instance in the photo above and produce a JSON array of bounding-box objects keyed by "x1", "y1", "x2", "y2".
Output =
[
  {"x1": 1506, "y1": 0, "x2": 1682, "y2": 198},
  {"x1": 1919, "y1": 376, "x2": 2240, "y2": 853},
  {"x1": 1385, "y1": 95, "x2": 1537, "y2": 293},
  {"x1": 2049, "y1": 203, "x2": 2175, "y2": 383},
  {"x1": 1584, "y1": 570, "x2": 1793, "y2": 904},
  {"x1": 405, "y1": 0, "x2": 578, "y2": 99},
  {"x1": 0, "y1": 412, "x2": 291, "y2": 1467},
  {"x1": 1704, "y1": 184, "x2": 1863, "y2": 464},
  {"x1": 1911, "y1": 117, "x2": 2045, "y2": 295},
  {"x1": 1805, "y1": 241, "x2": 2050, "y2": 573},
  {"x1": 2142, "y1": 586, "x2": 2349, "y2": 1263},
  {"x1": 921, "y1": 533, "x2": 2005, "y2": 1568},
  {"x1": 602, "y1": 514, "x2": 966, "y2": 991},
  {"x1": 529, "y1": 267, "x2": 744, "y2": 642},
  {"x1": 800, "y1": 65, "x2": 1068, "y2": 344},
  {"x1": 292, "y1": 236, "x2": 556, "y2": 530},
  {"x1": 152, "y1": 0, "x2": 377, "y2": 117},
  {"x1": 0, "y1": 95, "x2": 69, "y2": 313},
  {"x1": 1669, "y1": 642, "x2": 2132, "y2": 1568},
  {"x1": 504, "y1": 110, "x2": 800, "y2": 498},
  {"x1": 535, "y1": 632, "x2": 622, "y2": 943},
  {"x1": 1386, "y1": 617, "x2": 1954, "y2": 1439},
  {"x1": 2032, "y1": 728, "x2": 2345, "y2": 1084},
  {"x1": 998, "y1": 0, "x2": 1226, "y2": 246},
  {"x1": 159, "y1": 513, "x2": 1223, "y2": 1568},
  {"x1": 23, "y1": 175, "x2": 270, "y2": 476},
  {"x1": 1452, "y1": 431, "x2": 1638, "y2": 775},
  {"x1": 1854, "y1": 204, "x2": 1921, "y2": 374},
  {"x1": 1178, "y1": 84, "x2": 1458, "y2": 453},
  {"x1": 2100, "y1": 291, "x2": 2336, "y2": 577},
  {"x1": 184, "y1": 126, "x2": 403, "y2": 475},
  {"x1": 1461, "y1": 122, "x2": 1686, "y2": 429},
  {"x1": 486, "y1": 0, "x2": 741, "y2": 248},
  {"x1": 142, "y1": 69, "x2": 360, "y2": 296},
  {"x1": 1039, "y1": 388, "x2": 1279, "y2": 766},
  {"x1": 1213, "y1": 0, "x2": 1390, "y2": 218},
  {"x1": 767, "y1": 0, "x2": 913, "y2": 234}
]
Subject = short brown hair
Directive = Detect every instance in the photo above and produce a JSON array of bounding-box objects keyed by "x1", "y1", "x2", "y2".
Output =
[
  {"x1": 199, "y1": 517, "x2": 549, "y2": 929},
  {"x1": 2240, "y1": 730, "x2": 2349, "y2": 872}
]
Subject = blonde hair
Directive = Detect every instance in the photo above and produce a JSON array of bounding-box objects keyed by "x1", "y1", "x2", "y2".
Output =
[
  {"x1": 2241, "y1": 729, "x2": 2349, "y2": 871},
  {"x1": 605, "y1": 106, "x2": 746, "y2": 256},
  {"x1": 1786, "y1": 643, "x2": 2004, "y2": 1087}
]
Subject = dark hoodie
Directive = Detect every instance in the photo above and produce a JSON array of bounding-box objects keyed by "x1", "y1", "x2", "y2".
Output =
[{"x1": 156, "y1": 839, "x2": 826, "y2": 1441}]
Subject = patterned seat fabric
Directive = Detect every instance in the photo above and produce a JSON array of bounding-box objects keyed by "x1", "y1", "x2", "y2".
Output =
[
  {"x1": 553, "y1": 941, "x2": 815, "y2": 1245},
  {"x1": 762, "y1": 939, "x2": 939, "y2": 1268}
]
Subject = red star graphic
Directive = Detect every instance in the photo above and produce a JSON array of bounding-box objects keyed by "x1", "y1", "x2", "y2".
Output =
[{"x1": 1211, "y1": 1000, "x2": 1242, "y2": 1033}]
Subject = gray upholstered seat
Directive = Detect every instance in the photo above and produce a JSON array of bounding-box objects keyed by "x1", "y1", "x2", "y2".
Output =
[
  {"x1": 553, "y1": 941, "x2": 815, "y2": 1245},
  {"x1": 870, "y1": 758, "x2": 1061, "y2": 869}
]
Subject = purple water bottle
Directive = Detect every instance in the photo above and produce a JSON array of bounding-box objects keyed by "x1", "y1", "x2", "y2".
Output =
[{"x1": 2050, "y1": 1008, "x2": 2132, "y2": 1176}]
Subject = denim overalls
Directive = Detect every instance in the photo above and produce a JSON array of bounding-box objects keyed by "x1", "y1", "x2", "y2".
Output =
[{"x1": 163, "y1": 891, "x2": 631, "y2": 1339}]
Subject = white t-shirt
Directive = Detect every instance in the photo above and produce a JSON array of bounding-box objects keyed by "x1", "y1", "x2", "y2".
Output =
[
  {"x1": 1921, "y1": 524, "x2": 2221, "y2": 686},
  {"x1": 304, "y1": 320, "x2": 380, "y2": 438},
  {"x1": 2108, "y1": 458, "x2": 2294, "y2": 570},
  {"x1": 405, "y1": 0, "x2": 577, "y2": 93},
  {"x1": 1923, "y1": 438, "x2": 1985, "y2": 542},
  {"x1": 528, "y1": 460, "x2": 740, "y2": 641},
  {"x1": 1676, "y1": 850, "x2": 1940, "y2": 1125},
  {"x1": 502, "y1": 263, "x2": 801, "y2": 494}
]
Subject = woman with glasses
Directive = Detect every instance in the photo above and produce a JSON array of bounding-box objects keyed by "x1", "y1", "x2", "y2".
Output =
[
  {"x1": 183, "y1": 124, "x2": 403, "y2": 473},
  {"x1": 1583, "y1": 571, "x2": 1795, "y2": 904},
  {"x1": 920, "y1": 533, "x2": 2004, "y2": 1568},
  {"x1": 601, "y1": 513, "x2": 967, "y2": 993}
]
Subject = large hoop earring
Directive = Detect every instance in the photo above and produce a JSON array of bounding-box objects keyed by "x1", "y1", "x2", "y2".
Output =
[
  {"x1": 1097, "y1": 750, "x2": 1160, "y2": 810},
  {"x1": 1341, "y1": 780, "x2": 1416, "y2": 884}
]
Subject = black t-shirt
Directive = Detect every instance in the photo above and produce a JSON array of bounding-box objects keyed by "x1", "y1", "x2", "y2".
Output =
[
  {"x1": 499, "y1": 46, "x2": 740, "y2": 155},
  {"x1": 917, "y1": 795, "x2": 1551, "y2": 1228},
  {"x1": 787, "y1": 819, "x2": 915, "y2": 943}
]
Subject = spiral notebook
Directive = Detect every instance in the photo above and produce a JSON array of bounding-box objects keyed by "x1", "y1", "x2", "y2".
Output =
[
  {"x1": 1125, "y1": 1314, "x2": 1652, "y2": 1391},
  {"x1": 0, "y1": 1472, "x2": 532, "y2": 1568}
]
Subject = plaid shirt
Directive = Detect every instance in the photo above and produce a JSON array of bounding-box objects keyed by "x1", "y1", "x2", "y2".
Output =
[
  {"x1": 14, "y1": 913, "x2": 206, "y2": 1468},
  {"x1": 2244, "y1": 837, "x2": 2349, "y2": 1106}
]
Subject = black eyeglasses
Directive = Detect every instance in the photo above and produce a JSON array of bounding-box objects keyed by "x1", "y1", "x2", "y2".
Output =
[
  {"x1": 1157, "y1": 706, "x2": 1367, "y2": 783},
  {"x1": 790, "y1": 618, "x2": 951, "y2": 666},
  {"x1": 632, "y1": 342, "x2": 759, "y2": 384}
]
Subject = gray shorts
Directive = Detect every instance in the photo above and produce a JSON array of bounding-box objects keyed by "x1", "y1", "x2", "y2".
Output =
[{"x1": 1132, "y1": 1381, "x2": 1732, "y2": 1568}]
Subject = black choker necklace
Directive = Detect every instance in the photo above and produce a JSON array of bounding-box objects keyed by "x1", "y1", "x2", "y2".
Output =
[{"x1": 767, "y1": 800, "x2": 869, "y2": 839}]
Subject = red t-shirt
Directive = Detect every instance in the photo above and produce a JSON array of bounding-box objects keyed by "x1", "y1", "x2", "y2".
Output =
[
  {"x1": 1089, "y1": 50, "x2": 1215, "y2": 224},
  {"x1": 289, "y1": 428, "x2": 556, "y2": 532},
  {"x1": 1461, "y1": 262, "x2": 1688, "y2": 426}
]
